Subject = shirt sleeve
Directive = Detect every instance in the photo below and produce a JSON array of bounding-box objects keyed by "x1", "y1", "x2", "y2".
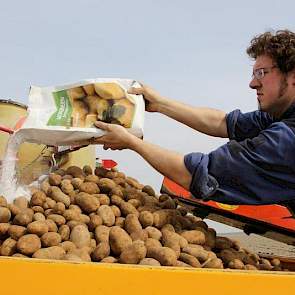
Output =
[
  {"x1": 184, "y1": 152, "x2": 219, "y2": 200},
  {"x1": 226, "y1": 109, "x2": 274, "y2": 141},
  {"x1": 185, "y1": 122, "x2": 295, "y2": 205}
]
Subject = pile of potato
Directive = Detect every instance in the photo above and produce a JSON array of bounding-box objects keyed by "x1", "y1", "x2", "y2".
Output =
[{"x1": 0, "y1": 165, "x2": 285, "y2": 271}]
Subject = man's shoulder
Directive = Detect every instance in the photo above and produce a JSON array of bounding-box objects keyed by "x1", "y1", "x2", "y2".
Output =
[
  {"x1": 281, "y1": 116, "x2": 295, "y2": 135},
  {"x1": 265, "y1": 119, "x2": 295, "y2": 138}
]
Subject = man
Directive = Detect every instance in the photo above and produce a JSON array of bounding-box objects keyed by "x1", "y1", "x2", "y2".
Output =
[{"x1": 93, "y1": 29, "x2": 295, "y2": 205}]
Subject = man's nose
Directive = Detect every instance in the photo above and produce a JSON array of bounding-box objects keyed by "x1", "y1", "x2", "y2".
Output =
[{"x1": 249, "y1": 76, "x2": 261, "y2": 89}]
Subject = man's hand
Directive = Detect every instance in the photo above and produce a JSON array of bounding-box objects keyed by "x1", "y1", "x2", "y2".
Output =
[
  {"x1": 91, "y1": 121, "x2": 138, "y2": 150},
  {"x1": 128, "y1": 83, "x2": 168, "y2": 113},
  {"x1": 87, "y1": 121, "x2": 192, "y2": 191}
]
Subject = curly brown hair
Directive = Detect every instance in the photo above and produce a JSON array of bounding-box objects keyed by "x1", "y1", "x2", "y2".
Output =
[{"x1": 247, "y1": 29, "x2": 295, "y2": 74}]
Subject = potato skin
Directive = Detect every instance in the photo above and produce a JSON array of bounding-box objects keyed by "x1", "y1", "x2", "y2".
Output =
[
  {"x1": 91, "y1": 242, "x2": 110, "y2": 261},
  {"x1": 119, "y1": 240, "x2": 147, "y2": 264},
  {"x1": 60, "y1": 241, "x2": 76, "y2": 253},
  {"x1": 182, "y1": 245, "x2": 209, "y2": 262},
  {"x1": 175, "y1": 261, "x2": 192, "y2": 268},
  {"x1": 152, "y1": 210, "x2": 179, "y2": 228},
  {"x1": 71, "y1": 178, "x2": 83, "y2": 189},
  {"x1": 147, "y1": 246, "x2": 177, "y2": 266},
  {"x1": 245, "y1": 264, "x2": 258, "y2": 270},
  {"x1": 60, "y1": 180, "x2": 74, "y2": 195},
  {"x1": 49, "y1": 187, "x2": 70, "y2": 207},
  {"x1": 145, "y1": 226, "x2": 162, "y2": 240},
  {"x1": 0, "y1": 238, "x2": 17, "y2": 256},
  {"x1": 47, "y1": 214, "x2": 66, "y2": 226},
  {"x1": 45, "y1": 219, "x2": 58, "y2": 232},
  {"x1": 12, "y1": 253, "x2": 28, "y2": 258},
  {"x1": 68, "y1": 247, "x2": 91, "y2": 262},
  {"x1": 63, "y1": 253, "x2": 83, "y2": 262},
  {"x1": 79, "y1": 182, "x2": 100, "y2": 194},
  {"x1": 75, "y1": 192, "x2": 100, "y2": 213},
  {"x1": 214, "y1": 237, "x2": 233, "y2": 250},
  {"x1": 0, "y1": 223, "x2": 10, "y2": 237},
  {"x1": 53, "y1": 202, "x2": 66, "y2": 215},
  {"x1": 98, "y1": 178, "x2": 116, "y2": 194},
  {"x1": 7, "y1": 204, "x2": 21, "y2": 216},
  {"x1": 125, "y1": 214, "x2": 142, "y2": 234},
  {"x1": 13, "y1": 197, "x2": 29, "y2": 209},
  {"x1": 0, "y1": 207, "x2": 11, "y2": 223},
  {"x1": 179, "y1": 253, "x2": 201, "y2": 268},
  {"x1": 203, "y1": 258, "x2": 224, "y2": 269},
  {"x1": 101, "y1": 256, "x2": 118, "y2": 263},
  {"x1": 17, "y1": 234, "x2": 41, "y2": 255},
  {"x1": 126, "y1": 177, "x2": 143, "y2": 190},
  {"x1": 161, "y1": 231, "x2": 181, "y2": 258},
  {"x1": 119, "y1": 202, "x2": 138, "y2": 217},
  {"x1": 95, "y1": 194, "x2": 110, "y2": 206},
  {"x1": 88, "y1": 215, "x2": 103, "y2": 231},
  {"x1": 111, "y1": 195, "x2": 123, "y2": 206},
  {"x1": 32, "y1": 206, "x2": 44, "y2": 214},
  {"x1": 59, "y1": 225, "x2": 70, "y2": 241},
  {"x1": 8, "y1": 225, "x2": 27, "y2": 240},
  {"x1": 97, "y1": 205, "x2": 116, "y2": 226},
  {"x1": 48, "y1": 173, "x2": 62, "y2": 186},
  {"x1": 142, "y1": 185, "x2": 155, "y2": 197},
  {"x1": 13, "y1": 212, "x2": 33, "y2": 226},
  {"x1": 41, "y1": 232, "x2": 62, "y2": 247},
  {"x1": 66, "y1": 166, "x2": 85, "y2": 179},
  {"x1": 139, "y1": 211, "x2": 154, "y2": 228},
  {"x1": 228, "y1": 259, "x2": 245, "y2": 270},
  {"x1": 130, "y1": 229, "x2": 148, "y2": 242},
  {"x1": 70, "y1": 225, "x2": 91, "y2": 248},
  {"x1": 139, "y1": 258, "x2": 161, "y2": 266},
  {"x1": 145, "y1": 238, "x2": 162, "y2": 257},
  {"x1": 63, "y1": 209, "x2": 81, "y2": 222},
  {"x1": 115, "y1": 217, "x2": 125, "y2": 228},
  {"x1": 110, "y1": 205, "x2": 121, "y2": 217},
  {"x1": 180, "y1": 230, "x2": 206, "y2": 245},
  {"x1": 83, "y1": 165, "x2": 93, "y2": 176},
  {"x1": 33, "y1": 246, "x2": 65, "y2": 260},
  {"x1": 0, "y1": 196, "x2": 8, "y2": 207},
  {"x1": 27, "y1": 221, "x2": 48, "y2": 236},
  {"x1": 109, "y1": 226, "x2": 132, "y2": 256}
]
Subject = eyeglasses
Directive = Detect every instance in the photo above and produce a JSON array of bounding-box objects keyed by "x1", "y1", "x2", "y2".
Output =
[{"x1": 252, "y1": 66, "x2": 277, "y2": 80}]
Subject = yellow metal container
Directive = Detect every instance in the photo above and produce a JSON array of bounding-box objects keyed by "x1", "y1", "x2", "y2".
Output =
[
  {"x1": 0, "y1": 99, "x2": 28, "y2": 160},
  {"x1": 0, "y1": 99, "x2": 96, "y2": 183},
  {"x1": 0, "y1": 99, "x2": 53, "y2": 184},
  {"x1": 0, "y1": 257, "x2": 294, "y2": 295},
  {"x1": 60, "y1": 145, "x2": 96, "y2": 170}
]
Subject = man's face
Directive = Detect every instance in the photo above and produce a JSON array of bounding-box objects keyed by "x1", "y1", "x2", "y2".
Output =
[{"x1": 249, "y1": 55, "x2": 291, "y2": 117}]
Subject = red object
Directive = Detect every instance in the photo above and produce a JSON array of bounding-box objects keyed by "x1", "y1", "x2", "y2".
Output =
[
  {"x1": 162, "y1": 177, "x2": 295, "y2": 232},
  {"x1": 102, "y1": 159, "x2": 117, "y2": 169},
  {"x1": 13, "y1": 116, "x2": 27, "y2": 130},
  {"x1": 0, "y1": 125, "x2": 14, "y2": 134},
  {"x1": 0, "y1": 116, "x2": 27, "y2": 135}
]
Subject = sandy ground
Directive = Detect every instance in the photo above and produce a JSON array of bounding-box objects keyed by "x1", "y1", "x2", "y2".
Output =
[{"x1": 222, "y1": 232, "x2": 295, "y2": 258}]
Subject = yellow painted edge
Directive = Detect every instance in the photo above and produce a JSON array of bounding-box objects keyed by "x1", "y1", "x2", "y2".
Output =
[{"x1": 0, "y1": 257, "x2": 295, "y2": 295}]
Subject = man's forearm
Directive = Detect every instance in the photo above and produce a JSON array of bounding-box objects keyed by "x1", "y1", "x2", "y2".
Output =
[
  {"x1": 158, "y1": 98, "x2": 228, "y2": 138},
  {"x1": 129, "y1": 137, "x2": 192, "y2": 190}
]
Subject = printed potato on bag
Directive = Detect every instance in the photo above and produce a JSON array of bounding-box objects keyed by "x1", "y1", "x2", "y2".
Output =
[{"x1": 18, "y1": 79, "x2": 144, "y2": 146}]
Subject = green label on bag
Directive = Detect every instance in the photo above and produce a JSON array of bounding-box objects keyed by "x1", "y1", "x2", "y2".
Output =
[{"x1": 47, "y1": 90, "x2": 72, "y2": 127}]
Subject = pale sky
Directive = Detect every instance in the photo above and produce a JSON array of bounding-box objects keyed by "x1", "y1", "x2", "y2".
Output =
[{"x1": 1, "y1": 0, "x2": 294, "y2": 232}]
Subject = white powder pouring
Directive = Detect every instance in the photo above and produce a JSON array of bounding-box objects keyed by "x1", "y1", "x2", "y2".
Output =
[{"x1": 0, "y1": 131, "x2": 32, "y2": 202}]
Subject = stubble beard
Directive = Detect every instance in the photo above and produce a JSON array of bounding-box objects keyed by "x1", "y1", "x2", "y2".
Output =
[{"x1": 259, "y1": 76, "x2": 289, "y2": 118}]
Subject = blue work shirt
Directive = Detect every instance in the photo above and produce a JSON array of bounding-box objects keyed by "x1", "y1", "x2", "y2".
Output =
[{"x1": 184, "y1": 103, "x2": 295, "y2": 205}]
